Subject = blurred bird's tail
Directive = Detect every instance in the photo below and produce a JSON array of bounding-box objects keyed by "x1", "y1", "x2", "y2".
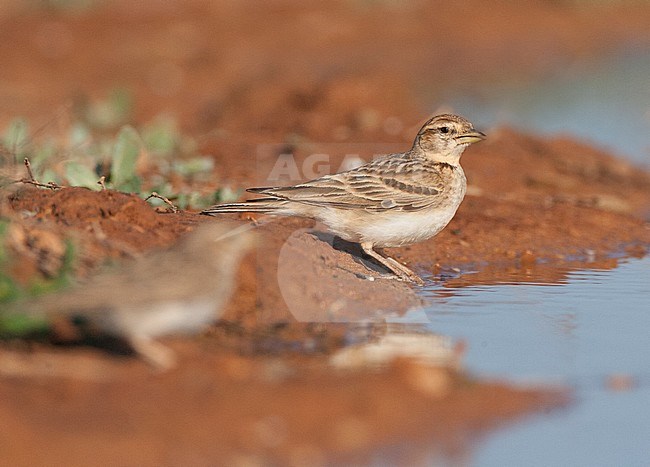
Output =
[{"x1": 200, "y1": 198, "x2": 286, "y2": 215}]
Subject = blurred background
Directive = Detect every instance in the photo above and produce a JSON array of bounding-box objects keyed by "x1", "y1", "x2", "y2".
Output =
[{"x1": 1, "y1": 0, "x2": 649, "y2": 172}]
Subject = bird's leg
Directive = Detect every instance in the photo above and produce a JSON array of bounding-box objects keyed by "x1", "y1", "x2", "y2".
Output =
[
  {"x1": 382, "y1": 255, "x2": 426, "y2": 286},
  {"x1": 360, "y1": 242, "x2": 424, "y2": 286},
  {"x1": 128, "y1": 334, "x2": 177, "y2": 371}
]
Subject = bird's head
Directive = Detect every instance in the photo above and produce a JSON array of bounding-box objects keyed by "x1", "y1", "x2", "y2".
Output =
[{"x1": 413, "y1": 114, "x2": 485, "y2": 164}]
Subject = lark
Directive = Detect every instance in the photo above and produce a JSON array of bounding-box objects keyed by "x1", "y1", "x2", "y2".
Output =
[
  {"x1": 15, "y1": 222, "x2": 253, "y2": 370},
  {"x1": 202, "y1": 114, "x2": 485, "y2": 285}
]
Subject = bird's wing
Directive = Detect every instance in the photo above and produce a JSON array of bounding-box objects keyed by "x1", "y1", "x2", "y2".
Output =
[{"x1": 249, "y1": 157, "x2": 453, "y2": 212}]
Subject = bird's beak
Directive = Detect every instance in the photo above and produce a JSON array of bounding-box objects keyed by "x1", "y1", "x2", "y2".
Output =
[{"x1": 455, "y1": 130, "x2": 486, "y2": 144}]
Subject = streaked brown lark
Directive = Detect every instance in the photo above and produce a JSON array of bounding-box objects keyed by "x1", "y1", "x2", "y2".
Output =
[{"x1": 202, "y1": 114, "x2": 485, "y2": 285}]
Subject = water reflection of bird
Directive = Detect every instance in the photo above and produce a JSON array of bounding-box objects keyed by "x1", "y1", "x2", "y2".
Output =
[
  {"x1": 18, "y1": 222, "x2": 253, "y2": 370},
  {"x1": 202, "y1": 114, "x2": 485, "y2": 285}
]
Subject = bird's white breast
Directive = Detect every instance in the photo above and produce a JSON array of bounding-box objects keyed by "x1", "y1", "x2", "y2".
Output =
[
  {"x1": 315, "y1": 198, "x2": 463, "y2": 248},
  {"x1": 363, "y1": 205, "x2": 460, "y2": 247}
]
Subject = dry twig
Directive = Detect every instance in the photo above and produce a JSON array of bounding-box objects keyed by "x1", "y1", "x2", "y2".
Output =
[
  {"x1": 23, "y1": 157, "x2": 35, "y2": 181},
  {"x1": 18, "y1": 157, "x2": 61, "y2": 190},
  {"x1": 145, "y1": 191, "x2": 178, "y2": 213},
  {"x1": 19, "y1": 179, "x2": 61, "y2": 190}
]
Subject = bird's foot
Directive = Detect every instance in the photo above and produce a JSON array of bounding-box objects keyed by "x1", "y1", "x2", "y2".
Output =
[
  {"x1": 128, "y1": 335, "x2": 177, "y2": 371},
  {"x1": 360, "y1": 243, "x2": 425, "y2": 286},
  {"x1": 386, "y1": 260, "x2": 425, "y2": 286}
]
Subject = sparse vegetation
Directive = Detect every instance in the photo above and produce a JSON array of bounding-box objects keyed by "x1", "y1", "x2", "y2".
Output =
[{"x1": 0, "y1": 91, "x2": 239, "y2": 210}]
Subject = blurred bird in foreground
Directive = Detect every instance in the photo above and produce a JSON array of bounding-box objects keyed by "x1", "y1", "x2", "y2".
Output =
[
  {"x1": 202, "y1": 114, "x2": 485, "y2": 285},
  {"x1": 15, "y1": 222, "x2": 253, "y2": 370}
]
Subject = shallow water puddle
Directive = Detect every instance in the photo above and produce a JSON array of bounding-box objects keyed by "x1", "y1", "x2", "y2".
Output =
[{"x1": 419, "y1": 256, "x2": 650, "y2": 466}]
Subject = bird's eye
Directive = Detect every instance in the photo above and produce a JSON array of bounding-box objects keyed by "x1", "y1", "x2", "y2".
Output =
[{"x1": 439, "y1": 126, "x2": 450, "y2": 134}]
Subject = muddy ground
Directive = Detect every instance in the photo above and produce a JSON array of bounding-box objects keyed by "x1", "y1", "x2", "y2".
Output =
[{"x1": 1, "y1": 1, "x2": 650, "y2": 465}]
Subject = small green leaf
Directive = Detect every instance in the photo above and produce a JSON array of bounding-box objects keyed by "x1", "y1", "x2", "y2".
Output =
[
  {"x1": 142, "y1": 115, "x2": 179, "y2": 157},
  {"x1": 68, "y1": 122, "x2": 92, "y2": 148},
  {"x1": 40, "y1": 168, "x2": 62, "y2": 186},
  {"x1": 216, "y1": 186, "x2": 240, "y2": 203},
  {"x1": 116, "y1": 175, "x2": 142, "y2": 193},
  {"x1": 2, "y1": 117, "x2": 29, "y2": 153},
  {"x1": 175, "y1": 192, "x2": 189, "y2": 209},
  {"x1": 171, "y1": 156, "x2": 214, "y2": 177},
  {"x1": 111, "y1": 125, "x2": 142, "y2": 191},
  {"x1": 0, "y1": 275, "x2": 20, "y2": 304},
  {"x1": 0, "y1": 311, "x2": 49, "y2": 337},
  {"x1": 65, "y1": 161, "x2": 99, "y2": 189}
]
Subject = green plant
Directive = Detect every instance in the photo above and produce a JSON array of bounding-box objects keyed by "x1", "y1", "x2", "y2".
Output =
[
  {"x1": 0, "y1": 221, "x2": 77, "y2": 337},
  {"x1": 2, "y1": 96, "x2": 231, "y2": 209},
  {"x1": 1, "y1": 117, "x2": 29, "y2": 162}
]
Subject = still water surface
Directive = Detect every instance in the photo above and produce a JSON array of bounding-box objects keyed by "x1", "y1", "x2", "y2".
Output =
[{"x1": 422, "y1": 257, "x2": 650, "y2": 466}]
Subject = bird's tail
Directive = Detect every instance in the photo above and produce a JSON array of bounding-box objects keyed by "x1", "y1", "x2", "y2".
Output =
[{"x1": 200, "y1": 198, "x2": 286, "y2": 215}]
